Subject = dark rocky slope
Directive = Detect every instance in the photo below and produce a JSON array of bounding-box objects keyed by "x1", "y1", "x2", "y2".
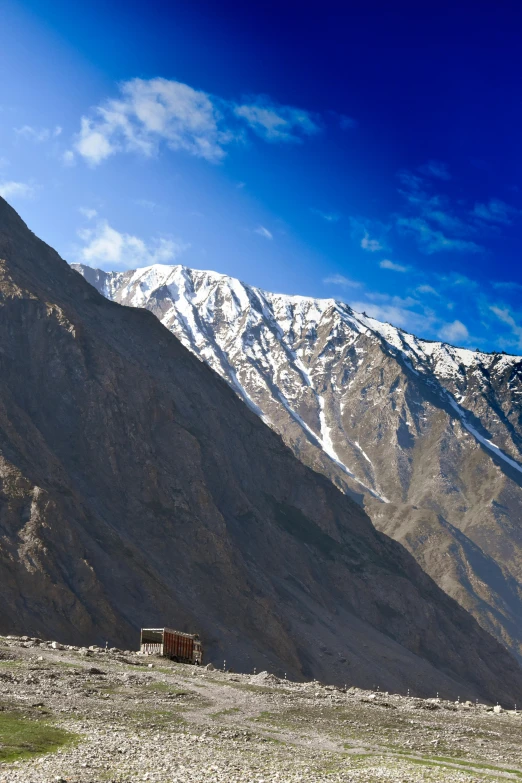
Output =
[
  {"x1": 1, "y1": 197, "x2": 521, "y2": 704},
  {"x1": 73, "y1": 263, "x2": 522, "y2": 666}
]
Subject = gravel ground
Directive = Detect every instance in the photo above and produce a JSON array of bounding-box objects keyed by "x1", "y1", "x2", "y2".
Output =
[{"x1": 0, "y1": 635, "x2": 521, "y2": 782}]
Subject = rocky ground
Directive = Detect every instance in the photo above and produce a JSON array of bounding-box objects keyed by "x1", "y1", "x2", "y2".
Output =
[{"x1": 0, "y1": 635, "x2": 521, "y2": 782}]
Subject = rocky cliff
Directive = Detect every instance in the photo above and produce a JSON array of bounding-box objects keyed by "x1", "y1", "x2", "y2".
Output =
[
  {"x1": 73, "y1": 263, "x2": 522, "y2": 665},
  {"x1": 0, "y1": 196, "x2": 520, "y2": 703}
]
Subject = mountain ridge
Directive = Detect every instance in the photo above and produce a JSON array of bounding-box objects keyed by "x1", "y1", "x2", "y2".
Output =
[
  {"x1": 1, "y1": 195, "x2": 522, "y2": 703},
  {"x1": 73, "y1": 261, "x2": 522, "y2": 665}
]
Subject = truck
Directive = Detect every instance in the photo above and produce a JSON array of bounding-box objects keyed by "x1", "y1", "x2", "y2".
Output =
[{"x1": 139, "y1": 627, "x2": 203, "y2": 665}]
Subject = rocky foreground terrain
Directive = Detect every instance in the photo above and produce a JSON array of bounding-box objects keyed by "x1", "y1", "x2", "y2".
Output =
[
  {"x1": 74, "y1": 262, "x2": 522, "y2": 665},
  {"x1": 1, "y1": 634, "x2": 521, "y2": 783}
]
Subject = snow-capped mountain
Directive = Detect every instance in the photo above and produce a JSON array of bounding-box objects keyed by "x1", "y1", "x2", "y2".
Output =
[{"x1": 74, "y1": 262, "x2": 522, "y2": 664}]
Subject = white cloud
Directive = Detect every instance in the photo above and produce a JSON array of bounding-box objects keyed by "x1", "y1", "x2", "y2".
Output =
[
  {"x1": 15, "y1": 124, "x2": 62, "y2": 143},
  {"x1": 396, "y1": 168, "x2": 491, "y2": 257},
  {"x1": 0, "y1": 180, "x2": 36, "y2": 200},
  {"x1": 255, "y1": 225, "x2": 273, "y2": 239},
  {"x1": 418, "y1": 160, "x2": 451, "y2": 180},
  {"x1": 438, "y1": 319, "x2": 469, "y2": 344},
  {"x1": 323, "y1": 274, "x2": 361, "y2": 287},
  {"x1": 350, "y1": 300, "x2": 435, "y2": 334},
  {"x1": 490, "y1": 305, "x2": 522, "y2": 348},
  {"x1": 424, "y1": 209, "x2": 472, "y2": 235},
  {"x1": 416, "y1": 284, "x2": 439, "y2": 296},
  {"x1": 364, "y1": 291, "x2": 419, "y2": 308},
  {"x1": 76, "y1": 118, "x2": 116, "y2": 165},
  {"x1": 473, "y1": 198, "x2": 518, "y2": 224},
  {"x1": 234, "y1": 97, "x2": 320, "y2": 142},
  {"x1": 396, "y1": 217, "x2": 484, "y2": 254},
  {"x1": 492, "y1": 280, "x2": 522, "y2": 292},
  {"x1": 438, "y1": 272, "x2": 479, "y2": 290},
  {"x1": 312, "y1": 208, "x2": 340, "y2": 222},
  {"x1": 62, "y1": 150, "x2": 76, "y2": 167},
  {"x1": 349, "y1": 217, "x2": 389, "y2": 252},
  {"x1": 380, "y1": 259, "x2": 407, "y2": 272},
  {"x1": 74, "y1": 78, "x2": 321, "y2": 166},
  {"x1": 77, "y1": 219, "x2": 189, "y2": 269},
  {"x1": 134, "y1": 199, "x2": 158, "y2": 211},
  {"x1": 361, "y1": 232, "x2": 384, "y2": 252},
  {"x1": 79, "y1": 207, "x2": 98, "y2": 219},
  {"x1": 398, "y1": 172, "x2": 476, "y2": 236}
]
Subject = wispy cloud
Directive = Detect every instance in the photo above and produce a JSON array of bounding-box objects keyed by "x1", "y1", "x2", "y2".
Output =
[
  {"x1": 473, "y1": 198, "x2": 519, "y2": 225},
  {"x1": 350, "y1": 300, "x2": 435, "y2": 334},
  {"x1": 398, "y1": 171, "x2": 477, "y2": 236},
  {"x1": 438, "y1": 319, "x2": 469, "y2": 343},
  {"x1": 361, "y1": 232, "x2": 384, "y2": 252},
  {"x1": 396, "y1": 217, "x2": 484, "y2": 254},
  {"x1": 72, "y1": 78, "x2": 321, "y2": 166},
  {"x1": 418, "y1": 160, "x2": 451, "y2": 180},
  {"x1": 349, "y1": 216, "x2": 389, "y2": 253},
  {"x1": 416, "y1": 284, "x2": 439, "y2": 296},
  {"x1": 134, "y1": 199, "x2": 158, "y2": 211},
  {"x1": 234, "y1": 97, "x2": 320, "y2": 142},
  {"x1": 15, "y1": 124, "x2": 62, "y2": 143},
  {"x1": 438, "y1": 272, "x2": 479, "y2": 290},
  {"x1": 323, "y1": 274, "x2": 361, "y2": 288},
  {"x1": 379, "y1": 258, "x2": 408, "y2": 272},
  {"x1": 77, "y1": 219, "x2": 189, "y2": 269},
  {"x1": 492, "y1": 280, "x2": 522, "y2": 292},
  {"x1": 490, "y1": 305, "x2": 522, "y2": 348},
  {"x1": 312, "y1": 208, "x2": 340, "y2": 222},
  {"x1": 62, "y1": 150, "x2": 75, "y2": 167},
  {"x1": 255, "y1": 225, "x2": 273, "y2": 239},
  {"x1": 79, "y1": 206, "x2": 97, "y2": 219},
  {"x1": 0, "y1": 180, "x2": 36, "y2": 200}
]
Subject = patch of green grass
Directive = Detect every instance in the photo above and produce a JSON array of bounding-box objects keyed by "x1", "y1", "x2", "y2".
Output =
[
  {"x1": 211, "y1": 707, "x2": 240, "y2": 719},
  {"x1": 340, "y1": 745, "x2": 522, "y2": 780},
  {"x1": 259, "y1": 735, "x2": 285, "y2": 746},
  {"x1": 155, "y1": 666, "x2": 186, "y2": 674},
  {"x1": 144, "y1": 681, "x2": 188, "y2": 695},
  {"x1": 49, "y1": 660, "x2": 80, "y2": 669},
  {"x1": 126, "y1": 708, "x2": 186, "y2": 730},
  {"x1": 97, "y1": 684, "x2": 120, "y2": 695},
  {"x1": 404, "y1": 757, "x2": 512, "y2": 780},
  {"x1": 429, "y1": 756, "x2": 522, "y2": 777},
  {"x1": 251, "y1": 710, "x2": 276, "y2": 721},
  {"x1": 344, "y1": 751, "x2": 375, "y2": 758},
  {"x1": 204, "y1": 677, "x2": 293, "y2": 696},
  {"x1": 0, "y1": 711, "x2": 78, "y2": 763}
]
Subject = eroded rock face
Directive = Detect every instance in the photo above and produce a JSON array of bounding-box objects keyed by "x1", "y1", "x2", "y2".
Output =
[
  {"x1": 0, "y1": 195, "x2": 520, "y2": 703},
  {"x1": 72, "y1": 262, "x2": 522, "y2": 664}
]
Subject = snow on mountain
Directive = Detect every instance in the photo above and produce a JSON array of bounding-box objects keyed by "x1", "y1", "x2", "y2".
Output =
[
  {"x1": 75, "y1": 262, "x2": 522, "y2": 484},
  {"x1": 73, "y1": 261, "x2": 522, "y2": 666}
]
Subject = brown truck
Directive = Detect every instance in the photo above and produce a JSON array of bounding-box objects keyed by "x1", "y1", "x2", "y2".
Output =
[{"x1": 140, "y1": 627, "x2": 203, "y2": 664}]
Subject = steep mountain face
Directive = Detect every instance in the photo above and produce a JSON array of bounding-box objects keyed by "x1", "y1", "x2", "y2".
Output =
[
  {"x1": 1, "y1": 198, "x2": 522, "y2": 703},
  {"x1": 73, "y1": 263, "x2": 522, "y2": 665}
]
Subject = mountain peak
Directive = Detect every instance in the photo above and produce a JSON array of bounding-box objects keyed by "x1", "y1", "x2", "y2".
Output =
[
  {"x1": 0, "y1": 200, "x2": 520, "y2": 702},
  {"x1": 74, "y1": 259, "x2": 522, "y2": 669}
]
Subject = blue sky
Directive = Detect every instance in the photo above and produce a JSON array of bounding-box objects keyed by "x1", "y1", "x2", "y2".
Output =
[{"x1": 2, "y1": 0, "x2": 522, "y2": 352}]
